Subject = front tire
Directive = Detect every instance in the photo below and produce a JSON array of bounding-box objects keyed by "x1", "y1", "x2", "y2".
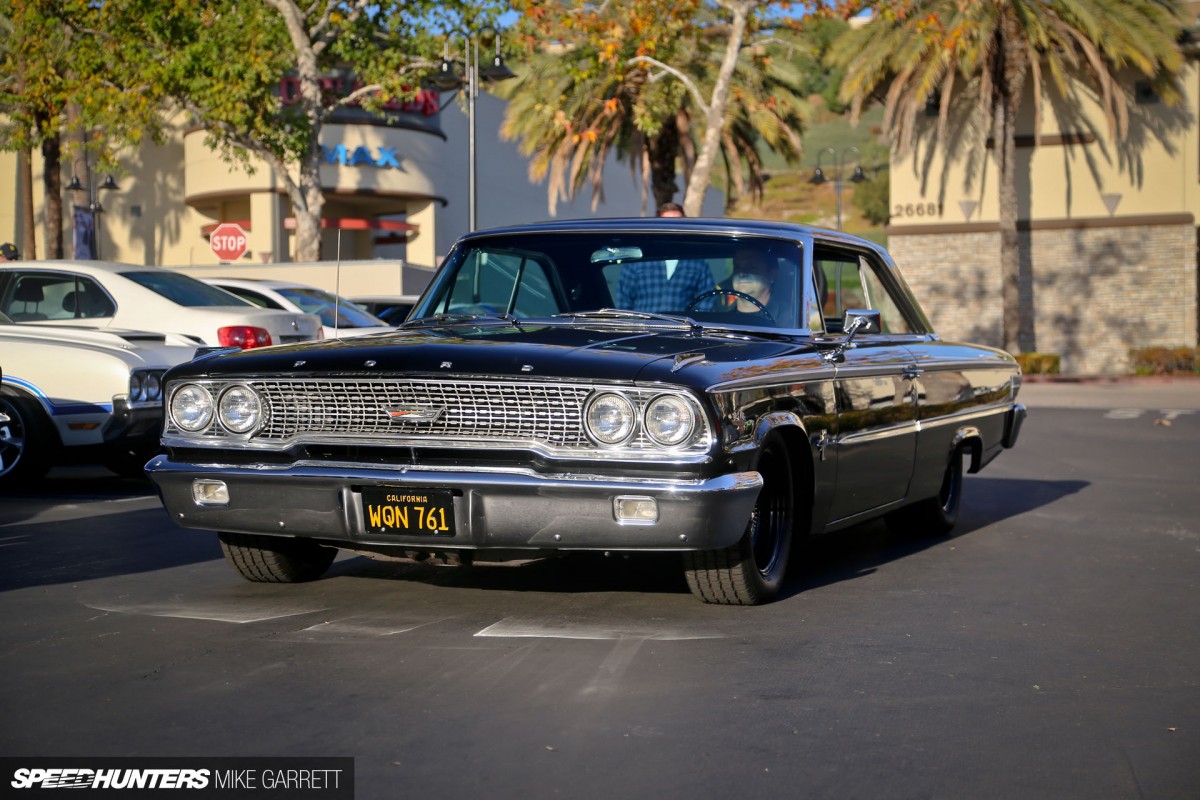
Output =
[
  {"x1": 218, "y1": 531, "x2": 336, "y2": 583},
  {"x1": 0, "y1": 387, "x2": 59, "y2": 488},
  {"x1": 683, "y1": 440, "x2": 794, "y2": 605}
]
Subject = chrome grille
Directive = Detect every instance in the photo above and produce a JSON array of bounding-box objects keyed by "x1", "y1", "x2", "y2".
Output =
[
  {"x1": 164, "y1": 377, "x2": 713, "y2": 458},
  {"x1": 252, "y1": 379, "x2": 591, "y2": 447}
]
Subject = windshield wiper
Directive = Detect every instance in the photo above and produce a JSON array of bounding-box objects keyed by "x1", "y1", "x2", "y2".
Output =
[
  {"x1": 551, "y1": 309, "x2": 701, "y2": 331},
  {"x1": 401, "y1": 313, "x2": 522, "y2": 330}
]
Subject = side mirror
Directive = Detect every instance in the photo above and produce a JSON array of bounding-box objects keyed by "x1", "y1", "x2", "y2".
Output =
[
  {"x1": 842, "y1": 308, "x2": 882, "y2": 335},
  {"x1": 822, "y1": 309, "x2": 882, "y2": 363}
]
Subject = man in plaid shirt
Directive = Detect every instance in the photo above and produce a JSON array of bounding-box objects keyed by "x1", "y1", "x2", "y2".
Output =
[{"x1": 615, "y1": 257, "x2": 716, "y2": 313}]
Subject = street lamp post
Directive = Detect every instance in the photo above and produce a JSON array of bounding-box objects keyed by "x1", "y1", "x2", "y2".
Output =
[
  {"x1": 809, "y1": 146, "x2": 867, "y2": 231},
  {"x1": 66, "y1": 154, "x2": 119, "y2": 259},
  {"x1": 428, "y1": 26, "x2": 516, "y2": 232}
]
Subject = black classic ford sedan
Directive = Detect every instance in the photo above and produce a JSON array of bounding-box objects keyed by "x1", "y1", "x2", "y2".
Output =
[{"x1": 147, "y1": 218, "x2": 1025, "y2": 605}]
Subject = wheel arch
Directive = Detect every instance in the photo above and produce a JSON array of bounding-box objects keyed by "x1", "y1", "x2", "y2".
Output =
[
  {"x1": 752, "y1": 412, "x2": 815, "y2": 537},
  {"x1": 951, "y1": 425, "x2": 984, "y2": 473},
  {"x1": 0, "y1": 381, "x2": 60, "y2": 444}
]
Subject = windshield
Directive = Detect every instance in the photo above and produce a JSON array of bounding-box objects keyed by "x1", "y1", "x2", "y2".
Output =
[
  {"x1": 276, "y1": 287, "x2": 388, "y2": 329},
  {"x1": 125, "y1": 271, "x2": 257, "y2": 307},
  {"x1": 413, "y1": 232, "x2": 805, "y2": 330}
]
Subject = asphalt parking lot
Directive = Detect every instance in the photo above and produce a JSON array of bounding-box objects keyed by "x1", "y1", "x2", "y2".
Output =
[{"x1": 1, "y1": 378, "x2": 1197, "y2": 799}]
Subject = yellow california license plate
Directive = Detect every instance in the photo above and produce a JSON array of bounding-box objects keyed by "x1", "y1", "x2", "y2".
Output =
[{"x1": 362, "y1": 488, "x2": 456, "y2": 536}]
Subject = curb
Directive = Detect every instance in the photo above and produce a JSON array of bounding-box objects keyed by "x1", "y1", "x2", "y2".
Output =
[{"x1": 1022, "y1": 374, "x2": 1200, "y2": 385}]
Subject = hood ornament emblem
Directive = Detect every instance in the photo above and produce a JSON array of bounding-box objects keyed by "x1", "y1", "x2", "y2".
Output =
[{"x1": 385, "y1": 405, "x2": 445, "y2": 424}]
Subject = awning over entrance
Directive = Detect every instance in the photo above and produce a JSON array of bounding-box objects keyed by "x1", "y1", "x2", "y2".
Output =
[{"x1": 201, "y1": 218, "x2": 418, "y2": 236}]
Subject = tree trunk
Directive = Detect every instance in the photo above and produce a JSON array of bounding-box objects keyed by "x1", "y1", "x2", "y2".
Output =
[
  {"x1": 40, "y1": 125, "x2": 64, "y2": 259},
  {"x1": 18, "y1": 148, "x2": 37, "y2": 259},
  {"x1": 292, "y1": 149, "x2": 325, "y2": 262},
  {"x1": 995, "y1": 18, "x2": 1028, "y2": 355},
  {"x1": 682, "y1": 0, "x2": 754, "y2": 217},
  {"x1": 269, "y1": 0, "x2": 325, "y2": 261},
  {"x1": 647, "y1": 121, "x2": 681, "y2": 209}
]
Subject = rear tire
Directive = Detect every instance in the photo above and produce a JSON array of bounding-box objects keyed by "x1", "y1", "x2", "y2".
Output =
[
  {"x1": 683, "y1": 439, "x2": 794, "y2": 605},
  {"x1": 0, "y1": 387, "x2": 59, "y2": 488},
  {"x1": 218, "y1": 531, "x2": 336, "y2": 583},
  {"x1": 887, "y1": 447, "x2": 963, "y2": 537}
]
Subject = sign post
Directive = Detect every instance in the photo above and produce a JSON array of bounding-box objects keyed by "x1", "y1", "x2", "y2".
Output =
[{"x1": 210, "y1": 223, "x2": 249, "y2": 262}]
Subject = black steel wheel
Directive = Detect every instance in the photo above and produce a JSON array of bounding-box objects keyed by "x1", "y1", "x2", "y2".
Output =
[
  {"x1": 887, "y1": 447, "x2": 964, "y2": 537},
  {"x1": 218, "y1": 531, "x2": 336, "y2": 583},
  {"x1": 0, "y1": 387, "x2": 58, "y2": 488},
  {"x1": 683, "y1": 439, "x2": 794, "y2": 605}
]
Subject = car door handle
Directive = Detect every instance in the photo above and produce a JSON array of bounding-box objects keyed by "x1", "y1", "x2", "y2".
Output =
[{"x1": 902, "y1": 366, "x2": 924, "y2": 380}]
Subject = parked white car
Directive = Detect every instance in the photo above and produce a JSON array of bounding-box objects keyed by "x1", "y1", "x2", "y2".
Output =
[
  {"x1": 201, "y1": 278, "x2": 393, "y2": 339},
  {"x1": 349, "y1": 294, "x2": 419, "y2": 326},
  {"x1": 0, "y1": 312, "x2": 199, "y2": 484},
  {"x1": 0, "y1": 261, "x2": 322, "y2": 349}
]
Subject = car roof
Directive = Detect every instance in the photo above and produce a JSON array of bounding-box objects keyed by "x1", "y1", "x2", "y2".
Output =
[
  {"x1": 0, "y1": 259, "x2": 172, "y2": 276},
  {"x1": 454, "y1": 217, "x2": 887, "y2": 255}
]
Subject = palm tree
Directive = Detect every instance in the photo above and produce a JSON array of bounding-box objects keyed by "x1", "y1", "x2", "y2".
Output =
[
  {"x1": 829, "y1": 0, "x2": 1185, "y2": 354},
  {"x1": 500, "y1": 0, "x2": 808, "y2": 216}
]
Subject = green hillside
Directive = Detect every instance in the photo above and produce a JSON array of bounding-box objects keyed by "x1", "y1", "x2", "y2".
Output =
[{"x1": 726, "y1": 106, "x2": 889, "y2": 246}]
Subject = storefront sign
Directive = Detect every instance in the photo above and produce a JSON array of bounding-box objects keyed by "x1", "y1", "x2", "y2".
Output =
[{"x1": 319, "y1": 145, "x2": 401, "y2": 169}]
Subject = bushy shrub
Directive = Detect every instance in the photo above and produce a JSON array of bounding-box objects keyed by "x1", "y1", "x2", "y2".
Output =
[
  {"x1": 1129, "y1": 346, "x2": 1198, "y2": 375},
  {"x1": 1015, "y1": 352, "x2": 1061, "y2": 375}
]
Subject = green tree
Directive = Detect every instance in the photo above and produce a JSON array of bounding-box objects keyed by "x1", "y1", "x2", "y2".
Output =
[
  {"x1": 503, "y1": 0, "x2": 808, "y2": 216},
  {"x1": 829, "y1": 0, "x2": 1186, "y2": 354},
  {"x1": 111, "y1": 0, "x2": 496, "y2": 262},
  {"x1": 0, "y1": 0, "x2": 162, "y2": 258}
]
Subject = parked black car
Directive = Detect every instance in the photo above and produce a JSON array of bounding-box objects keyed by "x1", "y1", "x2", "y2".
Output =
[{"x1": 147, "y1": 218, "x2": 1025, "y2": 604}]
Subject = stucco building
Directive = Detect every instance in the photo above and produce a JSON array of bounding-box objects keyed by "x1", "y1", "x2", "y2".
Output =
[
  {"x1": 885, "y1": 15, "x2": 1200, "y2": 375},
  {"x1": 1, "y1": 86, "x2": 722, "y2": 294}
]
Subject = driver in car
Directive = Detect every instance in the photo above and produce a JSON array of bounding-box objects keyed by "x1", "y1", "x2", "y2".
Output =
[{"x1": 729, "y1": 249, "x2": 778, "y2": 314}]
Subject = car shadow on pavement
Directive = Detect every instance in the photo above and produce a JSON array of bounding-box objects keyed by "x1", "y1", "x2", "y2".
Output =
[
  {"x1": 0, "y1": 507, "x2": 223, "y2": 592},
  {"x1": 325, "y1": 550, "x2": 690, "y2": 596},
  {"x1": 781, "y1": 476, "x2": 1089, "y2": 601}
]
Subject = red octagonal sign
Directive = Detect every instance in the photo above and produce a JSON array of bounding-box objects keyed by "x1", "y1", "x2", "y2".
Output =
[{"x1": 210, "y1": 222, "x2": 248, "y2": 262}]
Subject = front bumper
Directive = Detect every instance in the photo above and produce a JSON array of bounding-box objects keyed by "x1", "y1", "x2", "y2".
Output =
[{"x1": 146, "y1": 457, "x2": 763, "y2": 553}]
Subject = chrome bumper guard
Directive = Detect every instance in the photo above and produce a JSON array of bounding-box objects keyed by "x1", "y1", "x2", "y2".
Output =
[{"x1": 1003, "y1": 403, "x2": 1027, "y2": 449}]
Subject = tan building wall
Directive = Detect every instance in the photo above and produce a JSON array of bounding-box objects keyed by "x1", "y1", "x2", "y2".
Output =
[
  {"x1": 890, "y1": 222, "x2": 1197, "y2": 375},
  {"x1": 2, "y1": 95, "x2": 724, "y2": 289},
  {"x1": 887, "y1": 54, "x2": 1200, "y2": 374}
]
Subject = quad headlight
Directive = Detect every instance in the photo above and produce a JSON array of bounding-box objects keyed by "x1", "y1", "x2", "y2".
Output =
[
  {"x1": 129, "y1": 371, "x2": 165, "y2": 404},
  {"x1": 217, "y1": 384, "x2": 263, "y2": 434},
  {"x1": 585, "y1": 392, "x2": 636, "y2": 445},
  {"x1": 129, "y1": 372, "x2": 146, "y2": 402},
  {"x1": 584, "y1": 390, "x2": 703, "y2": 449},
  {"x1": 169, "y1": 383, "x2": 214, "y2": 432},
  {"x1": 644, "y1": 394, "x2": 696, "y2": 446}
]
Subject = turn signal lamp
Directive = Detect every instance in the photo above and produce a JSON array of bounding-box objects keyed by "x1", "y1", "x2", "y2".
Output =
[{"x1": 614, "y1": 496, "x2": 658, "y2": 525}]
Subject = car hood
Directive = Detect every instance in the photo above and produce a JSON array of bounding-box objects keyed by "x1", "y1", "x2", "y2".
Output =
[
  {"x1": 0, "y1": 324, "x2": 198, "y2": 367},
  {"x1": 171, "y1": 322, "x2": 812, "y2": 385}
]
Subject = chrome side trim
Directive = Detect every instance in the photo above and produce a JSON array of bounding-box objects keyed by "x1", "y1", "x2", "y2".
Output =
[{"x1": 837, "y1": 420, "x2": 920, "y2": 446}]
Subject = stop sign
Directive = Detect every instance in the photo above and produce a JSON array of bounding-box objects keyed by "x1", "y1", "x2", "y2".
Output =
[{"x1": 210, "y1": 222, "x2": 248, "y2": 262}]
